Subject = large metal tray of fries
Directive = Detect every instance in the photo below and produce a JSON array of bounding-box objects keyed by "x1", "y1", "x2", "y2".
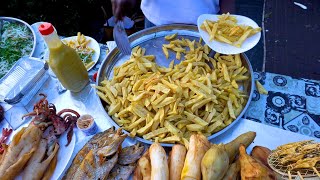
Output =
[{"x1": 96, "y1": 24, "x2": 254, "y2": 146}]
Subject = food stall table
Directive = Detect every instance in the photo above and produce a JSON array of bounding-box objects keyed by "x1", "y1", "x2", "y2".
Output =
[{"x1": 0, "y1": 22, "x2": 319, "y2": 179}]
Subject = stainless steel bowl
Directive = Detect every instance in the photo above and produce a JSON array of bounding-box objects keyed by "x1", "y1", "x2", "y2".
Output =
[
  {"x1": 96, "y1": 24, "x2": 254, "y2": 146},
  {"x1": 0, "y1": 17, "x2": 37, "y2": 58}
]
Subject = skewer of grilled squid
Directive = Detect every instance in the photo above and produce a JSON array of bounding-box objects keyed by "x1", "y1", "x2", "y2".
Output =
[
  {"x1": 297, "y1": 171, "x2": 304, "y2": 180},
  {"x1": 287, "y1": 171, "x2": 292, "y2": 180},
  {"x1": 312, "y1": 167, "x2": 320, "y2": 178}
]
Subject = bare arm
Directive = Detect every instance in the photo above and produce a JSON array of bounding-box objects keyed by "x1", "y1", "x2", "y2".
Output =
[{"x1": 111, "y1": 0, "x2": 137, "y2": 21}]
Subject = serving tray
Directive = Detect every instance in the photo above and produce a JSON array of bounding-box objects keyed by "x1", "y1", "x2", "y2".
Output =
[{"x1": 96, "y1": 24, "x2": 254, "y2": 146}]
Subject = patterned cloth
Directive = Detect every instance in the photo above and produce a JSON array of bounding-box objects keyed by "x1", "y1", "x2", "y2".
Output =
[{"x1": 245, "y1": 72, "x2": 320, "y2": 138}]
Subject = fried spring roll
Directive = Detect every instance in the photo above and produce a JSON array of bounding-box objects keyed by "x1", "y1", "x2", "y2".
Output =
[
  {"x1": 222, "y1": 160, "x2": 240, "y2": 180},
  {"x1": 149, "y1": 143, "x2": 169, "y2": 180},
  {"x1": 181, "y1": 134, "x2": 211, "y2": 180},
  {"x1": 133, "y1": 163, "x2": 143, "y2": 180},
  {"x1": 169, "y1": 144, "x2": 187, "y2": 180},
  {"x1": 134, "y1": 150, "x2": 151, "y2": 180}
]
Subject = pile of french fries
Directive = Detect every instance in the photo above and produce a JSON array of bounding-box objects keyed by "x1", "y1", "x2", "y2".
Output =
[
  {"x1": 96, "y1": 35, "x2": 249, "y2": 146},
  {"x1": 63, "y1": 32, "x2": 95, "y2": 69},
  {"x1": 200, "y1": 13, "x2": 261, "y2": 47}
]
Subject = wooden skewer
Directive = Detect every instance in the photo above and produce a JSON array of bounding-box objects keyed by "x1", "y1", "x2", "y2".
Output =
[
  {"x1": 288, "y1": 171, "x2": 292, "y2": 180},
  {"x1": 297, "y1": 171, "x2": 304, "y2": 180},
  {"x1": 313, "y1": 167, "x2": 320, "y2": 177}
]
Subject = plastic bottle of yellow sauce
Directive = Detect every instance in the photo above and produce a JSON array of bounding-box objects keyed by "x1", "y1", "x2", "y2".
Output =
[{"x1": 38, "y1": 23, "x2": 89, "y2": 92}]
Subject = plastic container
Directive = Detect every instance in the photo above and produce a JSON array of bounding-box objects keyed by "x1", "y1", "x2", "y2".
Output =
[
  {"x1": 38, "y1": 23, "x2": 89, "y2": 92},
  {"x1": 0, "y1": 56, "x2": 49, "y2": 104},
  {"x1": 76, "y1": 114, "x2": 97, "y2": 136}
]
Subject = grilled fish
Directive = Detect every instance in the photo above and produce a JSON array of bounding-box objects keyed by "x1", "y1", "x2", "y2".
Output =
[
  {"x1": 118, "y1": 143, "x2": 144, "y2": 165},
  {"x1": 63, "y1": 127, "x2": 116, "y2": 179},
  {"x1": 108, "y1": 163, "x2": 136, "y2": 180},
  {"x1": 73, "y1": 151, "x2": 119, "y2": 180},
  {"x1": 63, "y1": 127, "x2": 127, "y2": 180}
]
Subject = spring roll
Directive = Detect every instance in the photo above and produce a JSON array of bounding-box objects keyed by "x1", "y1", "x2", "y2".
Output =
[
  {"x1": 181, "y1": 134, "x2": 210, "y2": 180},
  {"x1": 133, "y1": 163, "x2": 143, "y2": 180},
  {"x1": 222, "y1": 160, "x2": 240, "y2": 180},
  {"x1": 169, "y1": 144, "x2": 187, "y2": 180},
  {"x1": 134, "y1": 150, "x2": 151, "y2": 180},
  {"x1": 149, "y1": 143, "x2": 169, "y2": 180}
]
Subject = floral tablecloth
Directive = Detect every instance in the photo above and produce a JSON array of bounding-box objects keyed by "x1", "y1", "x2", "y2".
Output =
[{"x1": 246, "y1": 72, "x2": 320, "y2": 138}]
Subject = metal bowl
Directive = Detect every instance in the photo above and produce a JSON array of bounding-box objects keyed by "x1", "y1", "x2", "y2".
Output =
[
  {"x1": 96, "y1": 24, "x2": 254, "y2": 146},
  {"x1": 0, "y1": 17, "x2": 37, "y2": 60}
]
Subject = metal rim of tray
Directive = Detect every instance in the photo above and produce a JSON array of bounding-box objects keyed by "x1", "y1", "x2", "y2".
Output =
[
  {"x1": 96, "y1": 24, "x2": 254, "y2": 147},
  {"x1": 0, "y1": 17, "x2": 37, "y2": 58}
]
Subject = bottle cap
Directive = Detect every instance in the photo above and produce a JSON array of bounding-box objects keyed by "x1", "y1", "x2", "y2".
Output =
[{"x1": 38, "y1": 23, "x2": 54, "y2": 35}]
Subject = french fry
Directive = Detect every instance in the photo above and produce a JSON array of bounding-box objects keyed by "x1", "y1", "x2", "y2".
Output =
[
  {"x1": 65, "y1": 32, "x2": 95, "y2": 67},
  {"x1": 227, "y1": 99, "x2": 236, "y2": 119},
  {"x1": 255, "y1": 80, "x2": 268, "y2": 95},
  {"x1": 162, "y1": 46, "x2": 169, "y2": 59},
  {"x1": 143, "y1": 128, "x2": 168, "y2": 140},
  {"x1": 186, "y1": 124, "x2": 204, "y2": 131},
  {"x1": 165, "y1": 33, "x2": 178, "y2": 41},
  {"x1": 210, "y1": 23, "x2": 218, "y2": 41}
]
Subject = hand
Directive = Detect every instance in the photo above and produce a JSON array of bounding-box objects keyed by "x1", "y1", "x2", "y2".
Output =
[{"x1": 111, "y1": 0, "x2": 136, "y2": 21}]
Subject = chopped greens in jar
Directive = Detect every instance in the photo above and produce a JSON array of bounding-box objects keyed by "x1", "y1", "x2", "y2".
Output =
[{"x1": 0, "y1": 20, "x2": 33, "y2": 78}]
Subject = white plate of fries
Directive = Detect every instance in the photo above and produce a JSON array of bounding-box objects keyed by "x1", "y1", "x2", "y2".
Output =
[
  {"x1": 197, "y1": 13, "x2": 261, "y2": 54},
  {"x1": 62, "y1": 33, "x2": 100, "y2": 71}
]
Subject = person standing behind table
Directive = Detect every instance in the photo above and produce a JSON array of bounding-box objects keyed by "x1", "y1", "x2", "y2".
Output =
[{"x1": 111, "y1": 0, "x2": 235, "y2": 28}]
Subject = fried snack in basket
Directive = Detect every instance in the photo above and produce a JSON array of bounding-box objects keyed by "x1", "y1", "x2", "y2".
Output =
[
  {"x1": 22, "y1": 139, "x2": 59, "y2": 180},
  {"x1": 96, "y1": 36, "x2": 250, "y2": 146},
  {"x1": 0, "y1": 124, "x2": 42, "y2": 180},
  {"x1": 268, "y1": 140, "x2": 320, "y2": 178}
]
